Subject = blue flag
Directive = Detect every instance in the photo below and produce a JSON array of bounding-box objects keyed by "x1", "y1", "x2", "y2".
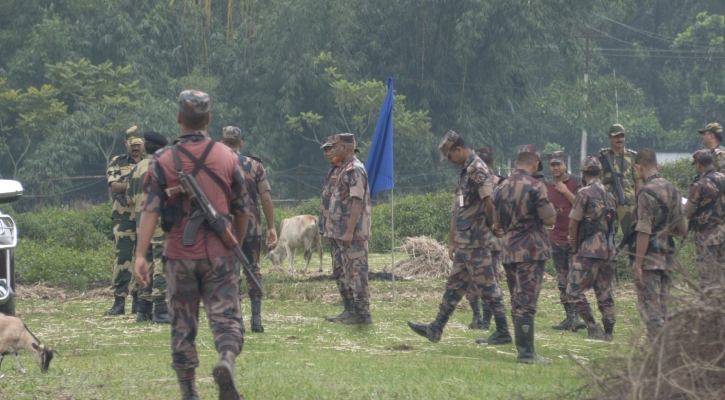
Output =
[{"x1": 365, "y1": 77, "x2": 395, "y2": 197}]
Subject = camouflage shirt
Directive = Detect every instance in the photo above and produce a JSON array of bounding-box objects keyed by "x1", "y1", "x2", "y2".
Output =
[
  {"x1": 684, "y1": 167, "x2": 725, "y2": 246},
  {"x1": 126, "y1": 158, "x2": 166, "y2": 243},
  {"x1": 493, "y1": 169, "x2": 557, "y2": 263},
  {"x1": 107, "y1": 153, "x2": 144, "y2": 220},
  {"x1": 238, "y1": 155, "x2": 271, "y2": 237},
  {"x1": 598, "y1": 148, "x2": 639, "y2": 206},
  {"x1": 324, "y1": 157, "x2": 371, "y2": 241},
  {"x1": 709, "y1": 145, "x2": 725, "y2": 174},
  {"x1": 490, "y1": 174, "x2": 503, "y2": 253},
  {"x1": 635, "y1": 172, "x2": 688, "y2": 270},
  {"x1": 319, "y1": 164, "x2": 342, "y2": 238},
  {"x1": 452, "y1": 152, "x2": 494, "y2": 250},
  {"x1": 569, "y1": 178, "x2": 617, "y2": 260}
]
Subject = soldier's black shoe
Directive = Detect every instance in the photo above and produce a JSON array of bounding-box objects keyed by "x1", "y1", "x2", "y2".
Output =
[
  {"x1": 476, "y1": 316, "x2": 512, "y2": 345},
  {"x1": 103, "y1": 296, "x2": 125, "y2": 316},
  {"x1": 482, "y1": 302, "x2": 493, "y2": 329},
  {"x1": 152, "y1": 297, "x2": 171, "y2": 324},
  {"x1": 213, "y1": 358, "x2": 240, "y2": 400},
  {"x1": 514, "y1": 317, "x2": 551, "y2": 365},
  {"x1": 131, "y1": 292, "x2": 139, "y2": 314},
  {"x1": 468, "y1": 314, "x2": 489, "y2": 330},
  {"x1": 136, "y1": 299, "x2": 153, "y2": 322},
  {"x1": 603, "y1": 321, "x2": 614, "y2": 342},
  {"x1": 251, "y1": 300, "x2": 264, "y2": 332},
  {"x1": 340, "y1": 312, "x2": 373, "y2": 325},
  {"x1": 325, "y1": 298, "x2": 353, "y2": 322},
  {"x1": 407, "y1": 321, "x2": 442, "y2": 343},
  {"x1": 178, "y1": 378, "x2": 200, "y2": 400},
  {"x1": 152, "y1": 313, "x2": 171, "y2": 324},
  {"x1": 587, "y1": 323, "x2": 606, "y2": 341},
  {"x1": 553, "y1": 303, "x2": 574, "y2": 330}
]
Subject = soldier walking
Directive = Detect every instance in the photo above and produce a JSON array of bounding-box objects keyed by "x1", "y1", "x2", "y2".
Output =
[
  {"x1": 134, "y1": 90, "x2": 250, "y2": 399},
  {"x1": 684, "y1": 150, "x2": 725, "y2": 288},
  {"x1": 567, "y1": 157, "x2": 618, "y2": 341},
  {"x1": 221, "y1": 126, "x2": 278, "y2": 333},
  {"x1": 105, "y1": 126, "x2": 145, "y2": 316},
  {"x1": 408, "y1": 132, "x2": 512, "y2": 345},
  {"x1": 545, "y1": 151, "x2": 587, "y2": 332},
  {"x1": 631, "y1": 149, "x2": 687, "y2": 338},
  {"x1": 125, "y1": 131, "x2": 170, "y2": 323},
  {"x1": 493, "y1": 151, "x2": 557, "y2": 364}
]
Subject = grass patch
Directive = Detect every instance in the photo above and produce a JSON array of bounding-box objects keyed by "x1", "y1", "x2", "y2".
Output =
[{"x1": 0, "y1": 252, "x2": 644, "y2": 399}]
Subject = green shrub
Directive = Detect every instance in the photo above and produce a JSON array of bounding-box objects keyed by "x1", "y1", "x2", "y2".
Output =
[
  {"x1": 659, "y1": 158, "x2": 695, "y2": 195},
  {"x1": 15, "y1": 203, "x2": 113, "y2": 250}
]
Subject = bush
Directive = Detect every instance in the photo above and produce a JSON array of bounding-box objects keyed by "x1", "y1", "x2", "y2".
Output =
[
  {"x1": 15, "y1": 203, "x2": 113, "y2": 250},
  {"x1": 659, "y1": 158, "x2": 695, "y2": 195}
]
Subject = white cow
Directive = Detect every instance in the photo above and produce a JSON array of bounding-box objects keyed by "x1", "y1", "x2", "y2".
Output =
[{"x1": 265, "y1": 215, "x2": 323, "y2": 273}]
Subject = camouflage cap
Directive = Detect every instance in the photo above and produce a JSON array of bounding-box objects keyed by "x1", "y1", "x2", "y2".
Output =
[
  {"x1": 692, "y1": 149, "x2": 714, "y2": 165},
  {"x1": 518, "y1": 144, "x2": 537, "y2": 153},
  {"x1": 143, "y1": 131, "x2": 168, "y2": 147},
  {"x1": 609, "y1": 124, "x2": 626, "y2": 136},
  {"x1": 320, "y1": 133, "x2": 355, "y2": 149},
  {"x1": 581, "y1": 156, "x2": 602, "y2": 172},
  {"x1": 438, "y1": 130, "x2": 461, "y2": 160},
  {"x1": 475, "y1": 147, "x2": 493, "y2": 159},
  {"x1": 125, "y1": 126, "x2": 144, "y2": 145},
  {"x1": 547, "y1": 150, "x2": 566, "y2": 164},
  {"x1": 178, "y1": 90, "x2": 210, "y2": 116},
  {"x1": 222, "y1": 126, "x2": 242, "y2": 142},
  {"x1": 697, "y1": 122, "x2": 723, "y2": 135}
]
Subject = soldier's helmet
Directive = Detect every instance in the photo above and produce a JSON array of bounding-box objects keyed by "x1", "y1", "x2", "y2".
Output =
[
  {"x1": 438, "y1": 130, "x2": 461, "y2": 161},
  {"x1": 697, "y1": 123, "x2": 723, "y2": 135},
  {"x1": 222, "y1": 126, "x2": 242, "y2": 143},
  {"x1": 125, "y1": 126, "x2": 144, "y2": 145},
  {"x1": 320, "y1": 133, "x2": 355, "y2": 149},
  {"x1": 581, "y1": 156, "x2": 602, "y2": 172},
  {"x1": 609, "y1": 124, "x2": 626, "y2": 136},
  {"x1": 178, "y1": 90, "x2": 211, "y2": 116},
  {"x1": 547, "y1": 150, "x2": 566, "y2": 164}
]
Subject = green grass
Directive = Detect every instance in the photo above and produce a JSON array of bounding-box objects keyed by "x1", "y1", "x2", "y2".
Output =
[{"x1": 0, "y1": 253, "x2": 644, "y2": 399}]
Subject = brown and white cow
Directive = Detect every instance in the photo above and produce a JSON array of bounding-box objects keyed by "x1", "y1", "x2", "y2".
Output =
[{"x1": 265, "y1": 215, "x2": 323, "y2": 273}]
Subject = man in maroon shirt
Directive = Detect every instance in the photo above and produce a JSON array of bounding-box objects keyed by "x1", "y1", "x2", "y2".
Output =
[{"x1": 545, "y1": 151, "x2": 587, "y2": 332}]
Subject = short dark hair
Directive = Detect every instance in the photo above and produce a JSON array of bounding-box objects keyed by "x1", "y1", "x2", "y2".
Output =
[
  {"x1": 481, "y1": 155, "x2": 495, "y2": 166},
  {"x1": 179, "y1": 112, "x2": 208, "y2": 130},
  {"x1": 714, "y1": 131, "x2": 723, "y2": 143},
  {"x1": 144, "y1": 142, "x2": 163, "y2": 155},
  {"x1": 583, "y1": 170, "x2": 601, "y2": 178},
  {"x1": 634, "y1": 148, "x2": 657, "y2": 168},
  {"x1": 451, "y1": 136, "x2": 467, "y2": 151},
  {"x1": 516, "y1": 151, "x2": 540, "y2": 166},
  {"x1": 696, "y1": 153, "x2": 714, "y2": 166}
]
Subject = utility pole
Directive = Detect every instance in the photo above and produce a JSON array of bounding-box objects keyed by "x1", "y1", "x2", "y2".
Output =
[{"x1": 575, "y1": 25, "x2": 603, "y2": 162}]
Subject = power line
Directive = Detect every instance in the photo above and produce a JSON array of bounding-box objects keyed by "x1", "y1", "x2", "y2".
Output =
[{"x1": 596, "y1": 14, "x2": 725, "y2": 50}]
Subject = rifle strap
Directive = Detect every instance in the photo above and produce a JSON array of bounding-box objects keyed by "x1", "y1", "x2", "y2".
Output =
[{"x1": 171, "y1": 140, "x2": 230, "y2": 203}]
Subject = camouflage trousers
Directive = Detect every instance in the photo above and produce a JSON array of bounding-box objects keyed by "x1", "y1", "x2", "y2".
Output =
[
  {"x1": 238, "y1": 236, "x2": 263, "y2": 301},
  {"x1": 328, "y1": 238, "x2": 351, "y2": 303},
  {"x1": 138, "y1": 238, "x2": 167, "y2": 303},
  {"x1": 567, "y1": 256, "x2": 614, "y2": 327},
  {"x1": 551, "y1": 241, "x2": 583, "y2": 305},
  {"x1": 165, "y1": 256, "x2": 243, "y2": 371},
  {"x1": 617, "y1": 204, "x2": 636, "y2": 240},
  {"x1": 330, "y1": 239, "x2": 370, "y2": 315},
  {"x1": 695, "y1": 241, "x2": 725, "y2": 289},
  {"x1": 464, "y1": 250, "x2": 501, "y2": 302},
  {"x1": 111, "y1": 219, "x2": 136, "y2": 297},
  {"x1": 447, "y1": 248, "x2": 506, "y2": 318},
  {"x1": 637, "y1": 269, "x2": 671, "y2": 336},
  {"x1": 503, "y1": 260, "x2": 546, "y2": 319}
]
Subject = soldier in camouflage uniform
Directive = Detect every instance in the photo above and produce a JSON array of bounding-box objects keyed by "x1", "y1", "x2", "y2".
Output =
[
  {"x1": 126, "y1": 131, "x2": 170, "y2": 323},
  {"x1": 493, "y1": 151, "x2": 557, "y2": 364},
  {"x1": 697, "y1": 123, "x2": 725, "y2": 174},
  {"x1": 320, "y1": 133, "x2": 373, "y2": 325},
  {"x1": 408, "y1": 133, "x2": 511, "y2": 345},
  {"x1": 567, "y1": 156, "x2": 618, "y2": 341},
  {"x1": 104, "y1": 126, "x2": 145, "y2": 316},
  {"x1": 684, "y1": 150, "x2": 725, "y2": 289},
  {"x1": 631, "y1": 149, "x2": 687, "y2": 339},
  {"x1": 134, "y1": 90, "x2": 250, "y2": 400},
  {"x1": 545, "y1": 151, "x2": 587, "y2": 332},
  {"x1": 221, "y1": 126, "x2": 278, "y2": 333}
]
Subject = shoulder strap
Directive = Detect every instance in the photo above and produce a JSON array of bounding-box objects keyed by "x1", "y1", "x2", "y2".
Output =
[{"x1": 172, "y1": 141, "x2": 231, "y2": 203}]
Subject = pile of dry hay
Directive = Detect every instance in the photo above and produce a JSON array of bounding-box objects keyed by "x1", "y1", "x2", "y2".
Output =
[
  {"x1": 393, "y1": 236, "x2": 451, "y2": 280},
  {"x1": 574, "y1": 282, "x2": 725, "y2": 399}
]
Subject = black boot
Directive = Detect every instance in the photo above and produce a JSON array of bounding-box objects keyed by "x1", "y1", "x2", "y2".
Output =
[
  {"x1": 136, "y1": 299, "x2": 153, "y2": 322},
  {"x1": 177, "y1": 369, "x2": 200, "y2": 400},
  {"x1": 325, "y1": 297, "x2": 353, "y2": 322},
  {"x1": 131, "y1": 292, "x2": 139, "y2": 314},
  {"x1": 467, "y1": 298, "x2": 485, "y2": 329},
  {"x1": 476, "y1": 316, "x2": 512, "y2": 345},
  {"x1": 103, "y1": 296, "x2": 125, "y2": 316},
  {"x1": 569, "y1": 304, "x2": 587, "y2": 332},
  {"x1": 514, "y1": 317, "x2": 551, "y2": 364},
  {"x1": 251, "y1": 300, "x2": 264, "y2": 332},
  {"x1": 407, "y1": 309, "x2": 450, "y2": 343},
  {"x1": 551, "y1": 303, "x2": 572, "y2": 330},
  {"x1": 340, "y1": 303, "x2": 373, "y2": 325},
  {"x1": 586, "y1": 322, "x2": 606, "y2": 341},
  {"x1": 482, "y1": 302, "x2": 492, "y2": 330},
  {"x1": 212, "y1": 351, "x2": 240, "y2": 400},
  {"x1": 603, "y1": 321, "x2": 614, "y2": 342},
  {"x1": 152, "y1": 297, "x2": 171, "y2": 324}
]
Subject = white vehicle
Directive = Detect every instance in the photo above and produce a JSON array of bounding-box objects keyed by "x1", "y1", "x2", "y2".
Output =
[{"x1": 0, "y1": 180, "x2": 23, "y2": 316}]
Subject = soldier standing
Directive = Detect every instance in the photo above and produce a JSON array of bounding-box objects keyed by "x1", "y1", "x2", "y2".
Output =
[
  {"x1": 631, "y1": 149, "x2": 687, "y2": 338},
  {"x1": 126, "y1": 131, "x2": 170, "y2": 323},
  {"x1": 104, "y1": 126, "x2": 145, "y2": 316},
  {"x1": 684, "y1": 150, "x2": 725, "y2": 288},
  {"x1": 221, "y1": 126, "x2": 278, "y2": 332},
  {"x1": 545, "y1": 151, "x2": 587, "y2": 332},
  {"x1": 134, "y1": 90, "x2": 250, "y2": 399},
  {"x1": 493, "y1": 151, "x2": 557, "y2": 364},
  {"x1": 408, "y1": 132, "x2": 511, "y2": 345},
  {"x1": 697, "y1": 123, "x2": 725, "y2": 173},
  {"x1": 320, "y1": 133, "x2": 373, "y2": 325},
  {"x1": 567, "y1": 157, "x2": 618, "y2": 341}
]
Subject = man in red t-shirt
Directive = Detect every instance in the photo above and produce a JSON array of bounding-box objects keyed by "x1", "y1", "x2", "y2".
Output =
[
  {"x1": 134, "y1": 90, "x2": 250, "y2": 400},
  {"x1": 545, "y1": 151, "x2": 587, "y2": 332}
]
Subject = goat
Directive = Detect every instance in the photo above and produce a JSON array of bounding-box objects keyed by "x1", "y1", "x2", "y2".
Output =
[
  {"x1": 0, "y1": 314, "x2": 57, "y2": 374},
  {"x1": 265, "y1": 215, "x2": 323, "y2": 273}
]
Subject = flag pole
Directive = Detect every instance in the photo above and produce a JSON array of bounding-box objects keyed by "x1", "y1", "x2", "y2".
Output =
[{"x1": 391, "y1": 188, "x2": 395, "y2": 299}]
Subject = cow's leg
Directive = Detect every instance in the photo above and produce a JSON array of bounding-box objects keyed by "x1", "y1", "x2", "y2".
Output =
[
  {"x1": 286, "y1": 245, "x2": 295, "y2": 273},
  {"x1": 12, "y1": 352, "x2": 24, "y2": 374},
  {"x1": 304, "y1": 246, "x2": 312, "y2": 273}
]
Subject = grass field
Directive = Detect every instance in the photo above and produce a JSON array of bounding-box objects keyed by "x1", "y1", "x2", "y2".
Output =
[{"x1": 0, "y1": 252, "x2": 644, "y2": 400}]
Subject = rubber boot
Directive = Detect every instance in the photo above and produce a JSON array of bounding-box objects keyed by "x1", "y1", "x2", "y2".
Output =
[
  {"x1": 340, "y1": 303, "x2": 373, "y2": 325},
  {"x1": 325, "y1": 297, "x2": 353, "y2": 322},
  {"x1": 587, "y1": 322, "x2": 606, "y2": 341},
  {"x1": 136, "y1": 299, "x2": 153, "y2": 322},
  {"x1": 514, "y1": 317, "x2": 551, "y2": 364},
  {"x1": 568, "y1": 304, "x2": 587, "y2": 332},
  {"x1": 103, "y1": 296, "x2": 125, "y2": 316},
  {"x1": 407, "y1": 309, "x2": 451, "y2": 343},
  {"x1": 213, "y1": 350, "x2": 240, "y2": 400},
  {"x1": 251, "y1": 300, "x2": 264, "y2": 332},
  {"x1": 467, "y1": 298, "x2": 485, "y2": 329},
  {"x1": 152, "y1": 297, "x2": 171, "y2": 324},
  {"x1": 603, "y1": 321, "x2": 614, "y2": 342},
  {"x1": 177, "y1": 369, "x2": 200, "y2": 400},
  {"x1": 131, "y1": 292, "x2": 139, "y2": 314},
  {"x1": 551, "y1": 303, "x2": 571, "y2": 330},
  {"x1": 476, "y1": 316, "x2": 512, "y2": 345},
  {"x1": 481, "y1": 302, "x2": 492, "y2": 330}
]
